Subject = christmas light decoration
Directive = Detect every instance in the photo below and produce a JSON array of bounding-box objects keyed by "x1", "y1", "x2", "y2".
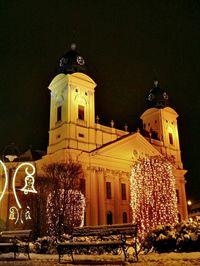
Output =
[
  {"x1": 46, "y1": 189, "x2": 85, "y2": 235},
  {"x1": 0, "y1": 160, "x2": 37, "y2": 224},
  {"x1": 20, "y1": 175, "x2": 37, "y2": 194},
  {"x1": 9, "y1": 206, "x2": 19, "y2": 223},
  {"x1": 9, "y1": 205, "x2": 32, "y2": 224},
  {"x1": 0, "y1": 160, "x2": 8, "y2": 202},
  {"x1": 25, "y1": 206, "x2": 32, "y2": 220},
  {"x1": 130, "y1": 155, "x2": 178, "y2": 238}
]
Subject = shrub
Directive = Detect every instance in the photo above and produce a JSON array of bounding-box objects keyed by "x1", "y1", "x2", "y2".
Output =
[
  {"x1": 144, "y1": 220, "x2": 200, "y2": 253},
  {"x1": 31, "y1": 236, "x2": 57, "y2": 254},
  {"x1": 175, "y1": 221, "x2": 200, "y2": 252},
  {"x1": 144, "y1": 224, "x2": 176, "y2": 253}
]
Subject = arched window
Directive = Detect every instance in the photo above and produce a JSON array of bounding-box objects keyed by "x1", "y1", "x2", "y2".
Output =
[
  {"x1": 107, "y1": 211, "x2": 113, "y2": 225},
  {"x1": 57, "y1": 106, "x2": 62, "y2": 121},
  {"x1": 169, "y1": 132, "x2": 173, "y2": 145},
  {"x1": 78, "y1": 105, "x2": 85, "y2": 120},
  {"x1": 122, "y1": 212, "x2": 127, "y2": 223}
]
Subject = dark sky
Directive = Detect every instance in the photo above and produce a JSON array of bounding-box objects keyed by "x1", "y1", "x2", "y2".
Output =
[{"x1": 0, "y1": 1, "x2": 200, "y2": 202}]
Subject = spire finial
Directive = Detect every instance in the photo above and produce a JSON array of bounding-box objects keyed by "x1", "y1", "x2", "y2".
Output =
[
  {"x1": 71, "y1": 43, "x2": 76, "y2": 50},
  {"x1": 154, "y1": 80, "x2": 158, "y2": 87}
]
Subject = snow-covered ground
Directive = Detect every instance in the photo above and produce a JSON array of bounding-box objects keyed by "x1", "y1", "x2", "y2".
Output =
[
  {"x1": 0, "y1": 252, "x2": 200, "y2": 265},
  {"x1": 137, "y1": 252, "x2": 200, "y2": 265}
]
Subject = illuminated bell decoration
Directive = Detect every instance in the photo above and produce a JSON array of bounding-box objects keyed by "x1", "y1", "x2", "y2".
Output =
[
  {"x1": 25, "y1": 207, "x2": 31, "y2": 220},
  {"x1": 9, "y1": 206, "x2": 19, "y2": 224},
  {"x1": 21, "y1": 176, "x2": 37, "y2": 194},
  {"x1": 9, "y1": 208, "x2": 16, "y2": 220}
]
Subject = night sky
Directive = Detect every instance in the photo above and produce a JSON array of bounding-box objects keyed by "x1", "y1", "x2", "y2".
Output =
[{"x1": 0, "y1": 1, "x2": 200, "y2": 202}]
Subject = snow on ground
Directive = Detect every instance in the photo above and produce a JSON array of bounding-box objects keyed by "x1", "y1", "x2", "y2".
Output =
[
  {"x1": 137, "y1": 252, "x2": 200, "y2": 266},
  {"x1": 0, "y1": 252, "x2": 200, "y2": 265}
]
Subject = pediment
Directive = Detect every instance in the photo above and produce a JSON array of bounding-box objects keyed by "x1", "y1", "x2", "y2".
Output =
[
  {"x1": 71, "y1": 72, "x2": 96, "y2": 85},
  {"x1": 91, "y1": 132, "x2": 161, "y2": 162}
]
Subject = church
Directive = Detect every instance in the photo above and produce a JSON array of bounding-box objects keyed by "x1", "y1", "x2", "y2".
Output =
[{"x1": 0, "y1": 44, "x2": 188, "y2": 227}]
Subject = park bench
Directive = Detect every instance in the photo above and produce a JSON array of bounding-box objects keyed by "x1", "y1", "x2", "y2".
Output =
[
  {"x1": 57, "y1": 223, "x2": 138, "y2": 263},
  {"x1": 0, "y1": 230, "x2": 32, "y2": 260}
]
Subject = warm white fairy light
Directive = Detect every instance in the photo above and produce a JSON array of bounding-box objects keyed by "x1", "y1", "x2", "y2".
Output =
[
  {"x1": 25, "y1": 206, "x2": 32, "y2": 220},
  {"x1": 46, "y1": 189, "x2": 85, "y2": 235},
  {"x1": 130, "y1": 155, "x2": 178, "y2": 238},
  {"x1": 0, "y1": 160, "x2": 37, "y2": 224},
  {"x1": 21, "y1": 175, "x2": 37, "y2": 195},
  {"x1": 12, "y1": 162, "x2": 36, "y2": 208},
  {"x1": 0, "y1": 160, "x2": 8, "y2": 202},
  {"x1": 9, "y1": 206, "x2": 19, "y2": 224}
]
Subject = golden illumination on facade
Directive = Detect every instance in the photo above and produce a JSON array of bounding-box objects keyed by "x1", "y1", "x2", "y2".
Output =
[
  {"x1": 0, "y1": 52, "x2": 188, "y2": 227},
  {"x1": 42, "y1": 69, "x2": 187, "y2": 225}
]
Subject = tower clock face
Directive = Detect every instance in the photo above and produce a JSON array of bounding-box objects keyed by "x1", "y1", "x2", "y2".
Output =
[
  {"x1": 77, "y1": 56, "x2": 85, "y2": 65},
  {"x1": 148, "y1": 93, "x2": 154, "y2": 101},
  {"x1": 163, "y1": 92, "x2": 168, "y2": 100},
  {"x1": 59, "y1": 57, "x2": 67, "y2": 66}
]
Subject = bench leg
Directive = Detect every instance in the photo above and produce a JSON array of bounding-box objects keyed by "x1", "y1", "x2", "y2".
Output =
[
  {"x1": 121, "y1": 244, "x2": 127, "y2": 261},
  {"x1": 13, "y1": 245, "x2": 17, "y2": 260},
  {"x1": 71, "y1": 248, "x2": 74, "y2": 262},
  {"x1": 134, "y1": 241, "x2": 138, "y2": 262},
  {"x1": 27, "y1": 251, "x2": 31, "y2": 260}
]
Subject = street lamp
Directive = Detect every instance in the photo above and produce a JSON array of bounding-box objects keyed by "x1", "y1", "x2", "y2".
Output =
[{"x1": 187, "y1": 200, "x2": 192, "y2": 221}]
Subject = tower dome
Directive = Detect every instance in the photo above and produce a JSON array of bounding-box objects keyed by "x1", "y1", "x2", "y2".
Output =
[
  {"x1": 146, "y1": 80, "x2": 169, "y2": 109},
  {"x1": 57, "y1": 43, "x2": 87, "y2": 74}
]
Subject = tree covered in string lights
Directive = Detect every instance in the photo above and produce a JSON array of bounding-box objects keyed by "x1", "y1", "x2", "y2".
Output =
[
  {"x1": 130, "y1": 155, "x2": 178, "y2": 238},
  {"x1": 34, "y1": 160, "x2": 85, "y2": 237},
  {"x1": 47, "y1": 188, "x2": 85, "y2": 236}
]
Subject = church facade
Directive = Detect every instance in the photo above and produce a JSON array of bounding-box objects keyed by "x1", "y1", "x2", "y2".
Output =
[
  {"x1": 37, "y1": 44, "x2": 188, "y2": 225},
  {"x1": 0, "y1": 44, "x2": 188, "y2": 227}
]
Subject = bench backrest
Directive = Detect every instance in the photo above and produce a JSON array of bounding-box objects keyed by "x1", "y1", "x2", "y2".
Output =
[
  {"x1": 1, "y1": 230, "x2": 32, "y2": 240},
  {"x1": 67, "y1": 223, "x2": 137, "y2": 237}
]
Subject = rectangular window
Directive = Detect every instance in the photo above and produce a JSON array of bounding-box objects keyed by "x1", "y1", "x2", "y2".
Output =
[
  {"x1": 169, "y1": 133, "x2": 173, "y2": 145},
  {"x1": 122, "y1": 212, "x2": 127, "y2": 223},
  {"x1": 106, "y1": 182, "x2": 111, "y2": 199},
  {"x1": 78, "y1": 105, "x2": 85, "y2": 120},
  {"x1": 121, "y1": 183, "x2": 127, "y2": 200},
  {"x1": 80, "y1": 178, "x2": 86, "y2": 196},
  {"x1": 57, "y1": 106, "x2": 62, "y2": 122},
  {"x1": 176, "y1": 189, "x2": 180, "y2": 204},
  {"x1": 78, "y1": 133, "x2": 84, "y2": 138}
]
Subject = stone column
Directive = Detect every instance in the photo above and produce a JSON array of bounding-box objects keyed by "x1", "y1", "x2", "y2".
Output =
[
  {"x1": 114, "y1": 172, "x2": 120, "y2": 224},
  {"x1": 98, "y1": 169, "x2": 106, "y2": 225},
  {"x1": 179, "y1": 179, "x2": 188, "y2": 221},
  {"x1": 175, "y1": 169, "x2": 188, "y2": 221},
  {"x1": 89, "y1": 169, "x2": 99, "y2": 225}
]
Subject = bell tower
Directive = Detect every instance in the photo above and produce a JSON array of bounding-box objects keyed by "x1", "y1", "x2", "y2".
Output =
[
  {"x1": 47, "y1": 44, "x2": 97, "y2": 157},
  {"x1": 140, "y1": 81, "x2": 188, "y2": 221}
]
